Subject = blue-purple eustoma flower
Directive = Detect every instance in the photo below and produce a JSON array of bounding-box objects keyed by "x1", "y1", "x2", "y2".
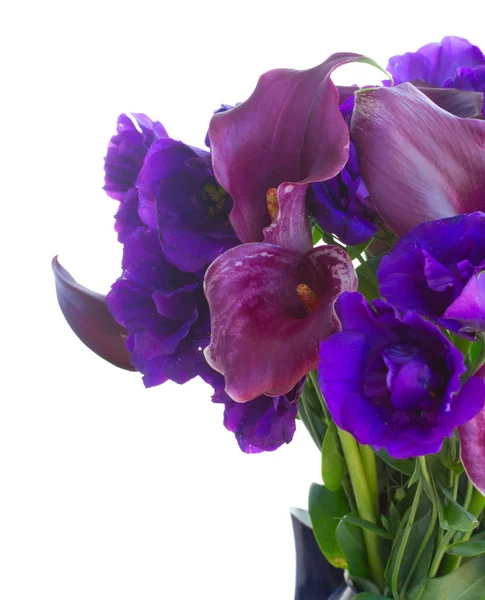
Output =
[
  {"x1": 350, "y1": 83, "x2": 485, "y2": 237},
  {"x1": 104, "y1": 113, "x2": 168, "y2": 241},
  {"x1": 378, "y1": 213, "x2": 485, "y2": 336},
  {"x1": 387, "y1": 36, "x2": 485, "y2": 87},
  {"x1": 319, "y1": 292, "x2": 485, "y2": 458}
]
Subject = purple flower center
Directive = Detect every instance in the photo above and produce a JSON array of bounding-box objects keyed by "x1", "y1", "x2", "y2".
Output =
[{"x1": 196, "y1": 177, "x2": 232, "y2": 220}]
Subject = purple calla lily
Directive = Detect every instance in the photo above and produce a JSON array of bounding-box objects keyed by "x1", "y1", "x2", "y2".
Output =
[
  {"x1": 52, "y1": 256, "x2": 135, "y2": 371},
  {"x1": 208, "y1": 53, "x2": 367, "y2": 244},
  {"x1": 203, "y1": 234, "x2": 357, "y2": 403},
  {"x1": 350, "y1": 83, "x2": 485, "y2": 237},
  {"x1": 459, "y1": 365, "x2": 485, "y2": 495}
]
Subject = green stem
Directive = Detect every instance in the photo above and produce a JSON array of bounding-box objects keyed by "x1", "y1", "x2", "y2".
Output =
[
  {"x1": 391, "y1": 478, "x2": 423, "y2": 599},
  {"x1": 429, "y1": 529, "x2": 455, "y2": 578},
  {"x1": 360, "y1": 444, "x2": 379, "y2": 517},
  {"x1": 338, "y1": 428, "x2": 384, "y2": 589},
  {"x1": 308, "y1": 370, "x2": 330, "y2": 422},
  {"x1": 400, "y1": 458, "x2": 438, "y2": 597}
]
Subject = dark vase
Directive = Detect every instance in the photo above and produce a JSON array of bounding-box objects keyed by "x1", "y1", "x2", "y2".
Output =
[{"x1": 291, "y1": 508, "x2": 356, "y2": 600}]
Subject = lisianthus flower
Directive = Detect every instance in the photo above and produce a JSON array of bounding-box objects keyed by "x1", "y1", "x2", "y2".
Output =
[
  {"x1": 136, "y1": 138, "x2": 239, "y2": 273},
  {"x1": 106, "y1": 227, "x2": 209, "y2": 387},
  {"x1": 201, "y1": 365, "x2": 305, "y2": 453},
  {"x1": 204, "y1": 184, "x2": 357, "y2": 403},
  {"x1": 308, "y1": 97, "x2": 379, "y2": 245},
  {"x1": 387, "y1": 36, "x2": 485, "y2": 87},
  {"x1": 379, "y1": 213, "x2": 485, "y2": 335},
  {"x1": 444, "y1": 64, "x2": 485, "y2": 93},
  {"x1": 350, "y1": 83, "x2": 485, "y2": 236},
  {"x1": 319, "y1": 292, "x2": 485, "y2": 458},
  {"x1": 104, "y1": 113, "x2": 168, "y2": 241},
  {"x1": 208, "y1": 53, "x2": 366, "y2": 244}
]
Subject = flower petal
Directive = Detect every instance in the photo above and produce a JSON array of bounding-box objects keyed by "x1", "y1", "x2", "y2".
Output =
[
  {"x1": 262, "y1": 183, "x2": 312, "y2": 253},
  {"x1": 459, "y1": 369, "x2": 485, "y2": 495},
  {"x1": 208, "y1": 53, "x2": 363, "y2": 242},
  {"x1": 52, "y1": 256, "x2": 134, "y2": 371},
  {"x1": 351, "y1": 83, "x2": 485, "y2": 236},
  {"x1": 418, "y1": 86, "x2": 484, "y2": 119},
  {"x1": 203, "y1": 243, "x2": 357, "y2": 402}
]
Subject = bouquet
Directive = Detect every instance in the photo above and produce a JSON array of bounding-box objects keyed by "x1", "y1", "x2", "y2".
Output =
[{"x1": 53, "y1": 36, "x2": 485, "y2": 599}]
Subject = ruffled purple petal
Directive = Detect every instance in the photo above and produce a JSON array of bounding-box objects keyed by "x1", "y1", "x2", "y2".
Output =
[
  {"x1": 319, "y1": 292, "x2": 476, "y2": 458},
  {"x1": 387, "y1": 36, "x2": 485, "y2": 86},
  {"x1": 52, "y1": 256, "x2": 134, "y2": 371},
  {"x1": 104, "y1": 113, "x2": 167, "y2": 201},
  {"x1": 208, "y1": 53, "x2": 365, "y2": 243},
  {"x1": 204, "y1": 244, "x2": 357, "y2": 402},
  {"x1": 351, "y1": 83, "x2": 485, "y2": 236},
  {"x1": 459, "y1": 368, "x2": 485, "y2": 495}
]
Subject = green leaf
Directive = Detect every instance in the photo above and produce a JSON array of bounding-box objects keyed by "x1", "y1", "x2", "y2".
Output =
[
  {"x1": 321, "y1": 422, "x2": 346, "y2": 491},
  {"x1": 308, "y1": 483, "x2": 348, "y2": 569},
  {"x1": 335, "y1": 511, "x2": 370, "y2": 579},
  {"x1": 439, "y1": 484, "x2": 479, "y2": 532},
  {"x1": 385, "y1": 510, "x2": 432, "y2": 591},
  {"x1": 312, "y1": 225, "x2": 323, "y2": 245},
  {"x1": 447, "y1": 533, "x2": 485, "y2": 557},
  {"x1": 354, "y1": 594, "x2": 391, "y2": 600},
  {"x1": 341, "y1": 515, "x2": 393, "y2": 540},
  {"x1": 410, "y1": 555, "x2": 485, "y2": 600},
  {"x1": 376, "y1": 449, "x2": 415, "y2": 476},
  {"x1": 346, "y1": 240, "x2": 372, "y2": 260},
  {"x1": 389, "y1": 502, "x2": 400, "y2": 536},
  {"x1": 351, "y1": 577, "x2": 382, "y2": 595}
]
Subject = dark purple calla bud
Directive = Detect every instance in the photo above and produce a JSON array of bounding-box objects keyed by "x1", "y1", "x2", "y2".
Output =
[
  {"x1": 387, "y1": 36, "x2": 485, "y2": 87},
  {"x1": 319, "y1": 292, "x2": 485, "y2": 459},
  {"x1": 136, "y1": 138, "x2": 239, "y2": 273},
  {"x1": 378, "y1": 213, "x2": 485, "y2": 336},
  {"x1": 350, "y1": 83, "x2": 485, "y2": 236},
  {"x1": 204, "y1": 234, "x2": 357, "y2": 403},
  {"x1": 459, "y1": 364, "x2": 485, "y2": 495},
  {"x1": 52, "y1": 256, "x2": 134, "y2": 371},
  {"x1": 208, "y1": 53, "x2": 366, "y2": 243}
]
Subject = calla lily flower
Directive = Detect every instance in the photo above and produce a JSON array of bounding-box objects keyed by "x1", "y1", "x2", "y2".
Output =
[
  {"x1": 208, "y1": 53, "x2": 367, "y2": 243},
  {"x1": 52, "y1": 256, "x2": 134, "y2": 371},
  {"x1": 204, "y1": 184, "x2": 357, "y2": 403},
  {"x1": 459, "y1": 365, "x2": 485, "y2": 495},
  {"x1": 350, "y1": 83, "x2": 485, "y2": 237}
]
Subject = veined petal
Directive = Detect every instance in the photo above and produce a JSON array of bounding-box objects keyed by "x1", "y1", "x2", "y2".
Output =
[
  {"x1": 52, "y1": 256, "x2": 134, "y2": 371},
  {"x1": 351, "y1": 83, "x2": 485, "y2": 236},
  {"x1": 418, "y1": 86, "x2": 484, "y2": 119},
  {"x1": 459, "y1": 367, "x2": 485, "y2": 495},
  {"x1": 203, "y1": 244, "x2": 357, "y2": 402},
  {"x1": 208, "y1": 53, "x2": 364, "y2": 242},
  {"x1": 262, "y1": 183, "x2": 312, "y2": 253}
]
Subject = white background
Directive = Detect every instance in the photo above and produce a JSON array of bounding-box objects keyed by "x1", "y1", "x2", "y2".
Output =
[{"x1": 2, "y1": 2, "x2": 483, "y2": 598}]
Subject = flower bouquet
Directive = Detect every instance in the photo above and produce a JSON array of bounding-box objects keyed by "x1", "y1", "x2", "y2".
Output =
[{"x1": 53, "y1": 36, "x2": 485, "y2": 599}]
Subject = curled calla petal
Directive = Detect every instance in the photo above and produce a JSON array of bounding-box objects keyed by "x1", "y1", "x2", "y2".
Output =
[
  {"x1": 459, "y1": 366, "x2": 485, "y2": 495},
  {"x1": 203, "y1": 244, "x2": 357, "y2": 402},
  {"x1": 351, "y1": 83, "x2": 485, "y2": 236},
  {"x1": 208, "y1": 53, "x2": 365, "y2": 243},
  {"x1": 52, "y1": 256, "x2": 134, "y2": 371},
  {"x1": 418, "y1": 86, "x2": 484, "y2": 119},
  {"x1": 262, "y1": 183, "x2": 312, "y2": 253}
]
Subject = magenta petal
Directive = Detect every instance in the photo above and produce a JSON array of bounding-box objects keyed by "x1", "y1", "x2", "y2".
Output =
[
  {"x1": 459, "y1": 371, "x2": 485, "y2": 495},
  {"x1": 208, "y1": 53, "x2": 363, "y2": 242},
  {"x1": 203, "y1": 244, "x2": 357, "y2": 402},
  {"x1": 52, "y1": 256, "x2": 134, "y2": 371},
  {"x1": 418, "y1": 87, "x2": 485, "y2": 119},
  {"x1": 351, "y1": 83, "x2": 485, "y2": 236},
  {"x1": 262, "y1": 183, "x2": 312, "y2": 253}
]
